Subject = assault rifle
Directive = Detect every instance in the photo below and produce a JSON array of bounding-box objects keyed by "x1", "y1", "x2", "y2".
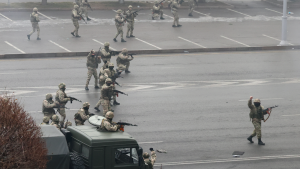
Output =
[
  {"x1": 79, "y1": 13, "x2": 87, "y2": 24},
  {"x1": 131, "y1": 9, "x2": 141, "y2": 15},
  {"x1": 116, "y1": 121, "x2": 137, "y2": 132},
  {"x1": 113, "y1": 90, "x2": 128, "y2": 96},
  {"x1": 264, "y1": 105, "x2": 278, "y2": 112},
  {"x1": 128, "y1": 53, "x2": 136, "y2": 58},
  {"x1": 114, "y1": 81, "x2": 122, "y2": 87},
  {"x1": 110, "y1": 51, "x2": 121, "y2": 56},
  {"x1": 263, "y1": 105, "x2": 278, "y2": 122},
  {"x1": 96, "y1": 47, "x2": 101, "y2": 58},
  {"x1": 67, "y1": 96, "x2": 82, "y2": 103}
]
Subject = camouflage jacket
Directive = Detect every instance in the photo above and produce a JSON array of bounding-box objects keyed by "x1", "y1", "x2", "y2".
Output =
[
  {"x1": 42, "y1": 99, "x2": 56, "y2": 116},
  {"x1": 117, "y1": 53, "x2": 133, "y2": 66},
  {"x1": 248, "y1": 99, "x2": 267, "y2": 121},
  {"x1": 86, "y1": 52, "x2": 101, "y2": 68},
  {"x1": 100, "y1": 84, "x2": 113, "y2": 100},
  {"x1": 100, "y1": 118, "x2": 118, "y2": 131},
  {"x1": 74, "y1": 108, "x2": 90, "y2": 122},
  {"x1": 30, "y1": 12, "x2": 40, "y2": 22},
  {"x1": 101, "y1": 48, "x2": 111, "y2": 62},
  {"x1": 104, "y1": 68, "x2": 116, "y2": 79},
  {"x1": 153, "y1": 4, "x2": 162, "y2": 12},
  {"x1": 55, "y1": 89, "x2": 70, "y2": 105},
  {"x1": 125, "y1": 10, "x2": 137, "y2": 22},
  {"x1": 115, "y1": 14, "x2": 124, "y2": 26},
  {"x1": 72, "y1": 9, "x2": 80, "y2": 20},
  {"x1": 171, "y1": 2, "x2": 180, "y2": 12}
]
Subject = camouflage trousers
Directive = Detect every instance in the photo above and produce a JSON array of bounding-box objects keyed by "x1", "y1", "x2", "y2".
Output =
[
  {"x1": 29, "y1": 22, "x2": 40, "y2": 38},
  {"x1": 188, "y1": 1, "x2": 195, "y2": 15},
  {"x1": 81, "y1": 6, "x2": 88, "y2": 18},
  {"x1": 171, "y1": 10, "x2": 179, "y2": 26},
  {"x1": 114, "y1": 25, "x2": 123, "y2": 39},
  {"x1": 117, "y1": 62, "x2": 130, "y2": 71},
  {"x1": 86, "y1": 67, "x2": 98, "y2": 87},
  {"x1": 127, "y1": 21, "x2": 134, "y2": 36},
  {"x1": 101, "y1": 99, "x2": 111, "y2": 116},
  {"x1": 251, "y1": 120, "x2": 262, "y2": 139},
  {"x1": 57, "y1": 108, "x2": 66, "y2": 123},
  {"x1": 43, "y1": 112, "x2": 55, "y2": 120},
  {"x1": 75, "y1": 119, "x2": 84, "y2": 126},
  {"x1": 72, "y1": 19, "x2": 79, "y2": 36},
  {"x1": 153, "y1": 10, "x2": 163, "y2": 18}
]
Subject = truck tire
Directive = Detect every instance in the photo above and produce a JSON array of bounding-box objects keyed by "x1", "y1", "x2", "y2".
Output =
[{"x1": 69, "y1": 152, "x2": 85, "y2": 169}]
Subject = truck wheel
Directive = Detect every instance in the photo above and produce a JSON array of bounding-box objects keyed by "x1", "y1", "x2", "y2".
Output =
[{"x1": 69, "y1": 152, "x2": 85, "y2": 169}]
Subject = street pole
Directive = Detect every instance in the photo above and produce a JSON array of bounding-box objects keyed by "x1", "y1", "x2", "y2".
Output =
[{"x1": 279, "y1": 0, "x2": 288, "y2": 46}]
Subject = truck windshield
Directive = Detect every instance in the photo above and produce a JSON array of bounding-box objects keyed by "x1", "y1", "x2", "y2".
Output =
[{"x1": 115, "y1": 148, "x2": 138, "y2": 165}]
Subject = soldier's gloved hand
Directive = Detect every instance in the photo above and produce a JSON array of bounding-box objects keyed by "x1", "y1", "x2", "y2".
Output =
[{"x1": 250, "y1": 96, "x2": 253, "y2": 100}]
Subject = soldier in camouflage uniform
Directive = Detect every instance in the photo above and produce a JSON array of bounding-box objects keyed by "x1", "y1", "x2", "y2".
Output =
[
  {"x1": 247, "y1": 96, "x2": 269, "y2": 145},
  {"x1": 104, "y1": 63, "x2": 120, "y2": 105},
  {"x1": 27, "y1": 7, "x2": 41, "y2": 40},
  {"x1": 143, "y1": 150, "x2": 157, "y2": 169},
  {"x1": 42, "y1": 93, "x2": 58, "y2": 120},
  {"x1": 71, "y1": 5, "x2": 81, "y2": 37},
  {"x1": 101, "y1": 42, "x2": 112, "y2": 62},
  {"x1": 113, "y1": 9, "x2": 126, "y2": 42},
  {"x1": 116, "y1": 48, "x2": 134, "y2": 74},
  {"x1": 55, "y1": 83, "x2": 71, "y2": 124},
  {"x1": 85, "y1": 49, "x2": 101, "y2": 90},
  {"x1": 99, "y1": 111, "x2": 120, "y2": 132},
  {"x1": 188, "y1": 0, "x2": 197, "y2": 16},
  {"x1": 171, "y1": 1, "x2": 181, "y2": 27},
  {"x1": 98, "y1": 78, "x2": 114, "y2": 116},
  {"x1": 40, "y1": 116, "x2": 50, "y2": 125},
  {"x1": 98, "y1": 61, "x2": 109, "y2": 88},
  {"x1": 125, "y1": 5, "x2": 137, "y2": 38},
  {"x1": 152, "y1": 1, "x2": 165, "y2": 20},
  {"x1": 74, "y1": 102, "x2": 92, "y2": 126},
  {"x1": 51, "y1": 115, "x2": 61, "y2": 129},
  {"x1": 80, "y1": 0, "x2": 91, "y2": 21}
]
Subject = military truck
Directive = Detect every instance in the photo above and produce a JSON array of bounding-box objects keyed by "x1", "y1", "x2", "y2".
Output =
[{"x1": 41, "y1": 115, "x2": 144, "y2": 169}]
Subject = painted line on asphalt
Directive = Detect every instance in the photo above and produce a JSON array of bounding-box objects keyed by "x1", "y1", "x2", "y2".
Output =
[
  {"x1": 4, "y1": 41, "x2": 25, "y2": 54},
  {"x1": 265, "y1": 8, "x2": 284, "y2": 15},
  {"x1": 178, "y1": 37, "x2": 206, "y2": 48},
  {"x1": 0, "y1": 12, "x2": 13, "y2": 21},
  {"x1": 193, "y1": 10, "x2": 209, "y2": 16},
  {"x1": 262, "y1": 34, "x2": 294, "y2": 46},
  {"x1": 238, "y1": 98, "x2": 283, "y2": 102},
  {"x1": 37, "y1": 12, "x2": 53, "y2": 20},
  {"x1": 49, "y1": 40, "x2": 71, "y2": 52},
  {"x1": 155, "y1": 154, "x2": 300, "y2": 166},
  {"x1": 282, "y1": 114, "x2": 300, "y2": 117},
  {"x1": 227, "y1": 8, "x2": 251, "y2": 17},
  {"x1": 139, "y1": 141, "x2": 163, "y2": 144},
  {"x1": 163, "y1": 14, "x2": 174, "y2": 19},
  {"x1": 218, "y1": 1, "x2": 234, "y2": 7},
  {"x1": 135, "y1": 38, "x2": 162, "y2": 50},
  {"x1": 92, "y1": 39, "x2": 116, "y2": 51},
  {"x1": 221, "y1": 35, "x2": 251, "y2": 47}
]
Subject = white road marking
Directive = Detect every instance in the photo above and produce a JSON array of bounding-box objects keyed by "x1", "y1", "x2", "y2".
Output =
[
  {"x1": 221, "y1": 35, "x2": 251, "y2": 47},
  {"x1": 193, "y1": 10, "x2": 209, "y2": 16},
  {"x1": 220, "y1": 1, "x2": 234, "y2": 7},
  {"x1": 139, "y1": 141, "x2": 163, "y2": 144},
  {"x1": 0, "y1": 72, "x2": 25, "y2": 75},
  {"x1": 262, "y1": 34, "x2": 294, "y2": 46},
  {"x1": 92, "y1": 39, "x2": 116, "y2": 51},
  {"x1": 125, "y1": 85, "x2": 155, "y2": 92},
  {"x1": 49, "y1": 40, "x2": 71, "y2": 52},
  {"x1": 227, "y1": 8, "x2": 251, "y2": 17},
  {"x1": 178, "y1": 36, "x2": 206, "y2": 48},
  {"x1": 4, "y1": 41, "x2": 25, "y2": 53},
  {"x1": 282, "y1": 114, "x2": 300, "y2": 117},
  {"x1": 265, "y1": 8, "x2": 284, "y2": 15},
  {"x1": 37, "y1": 12, "x2": 53, "y2": 20},
  {"x1": 238, "y1": 98, "x2": 283, "y2": 102},
  {"x1": 0, "y1": 12, "x2": 13, "y2": 21},
  {"x1": 0, "y1": 90, "x2": 36, "y2": 96},
  {"x1": 135, "y1": 38, "x2": 162, "y2": 50},
  {"x1": 163, "y1": 14, "x2": 174, "y2": 19},
  {"x1": 155, "y1": 154, "x2": 300, "y2": 166}
]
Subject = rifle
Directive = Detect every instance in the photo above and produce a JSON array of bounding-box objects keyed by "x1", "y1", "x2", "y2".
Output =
[
  {"x1": 113, "y1": 90, "x2": 128, "y2": 96},
  {"x1": 87, "y1": 2, "x2": 93, "y2": 11},
  {"x1": 67, "y1": 96, "x2": 82, "y2": 103},
  {"x1": 131, "y1": 9, "x2": 141, "y2": 16},
  {"x1": 263, "y1": 105, "x2": 278, "y2": 122},
  {"x1": 79, "y1": 13, "x2": 87, "y2": 24},
  {"x1": 116, "y1": 121, "x2": 137, "y2": 132},
  {"x1": 264, "y1": 105, "x2": 278, "y2": 112},
  {"x1": 114, "y1": 81, "x2": 122, "y2": 87},
  {"x1": 128, "y1": 53, "x2": 136, "y2": 58},
  {"x1": 96, "y1": 47, "x2": 101, "y2": 58},
  {"x1": 110, "y1": 51, "x2": 120, "y2": 56}
]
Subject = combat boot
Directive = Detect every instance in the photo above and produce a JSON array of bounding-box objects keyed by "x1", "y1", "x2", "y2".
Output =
[
  {"x1": 188, "y1": 13, "x2": 193, "y2": 17},
  {"x1": 130, "y1": 35, "x2": 135, "y2": 37},
  {"x1": 85, "y1": 86, "x2": 89, "y2": 90},
  {"x1": 71, "y1": 32, "x2": 75, "y2": 36},
  {"x1": 27, "y1": 35, "x2": 30, "y2": 40},
  {"x1": 126, "y1": 35, "x2": 130, "y2": 38},
  {"x1": 113, "y1": 38, "x2": 117, "y2": 42},
  {"x1": 113, "y1": 101, "x2": 120, "y2": 105},
  {"x1": 177, "y1": 25, "x2": 182, "y2": 27},
  {"x1": 94, "y1": 107, "x2": 100, "y2": 112},
  {"x1": 125, "y1": 70, "x2": 131, "y2": 73},
  {"x1": 160, "y1": 17, "x2": 165, "y2": 20},
  {"x1": 95, "y1": 86, "x2": 100, "y2": 89},
  {"x1": 75, "y1": 35, "x2": 81, "y2": 38},
  {"x1": 37, "y1": 37, "x2": 41, "y2": 40},
  {"x1": 247, "y1": 135, "x2": 254, "y2": 143},
  {"x1": 258, "y1": 139, "x2": 265, "y2": 145},
  {"x1": 172, "y1": 25, "x2": 176, "y2": 27},
  {"x1": 87, "y1": 17, "x2": 91, "y2": 21},
  {"x1": 121, "y1": 38, "x2": 126, "y2": 42}
]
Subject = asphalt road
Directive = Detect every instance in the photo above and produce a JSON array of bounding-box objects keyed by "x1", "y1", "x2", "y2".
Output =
[
  {"x1": 1, "y1": 0, "x2": 299, "y2": 54},
  {"x1": 1, "y1": 50, "x2": 300, "y2": 168}
]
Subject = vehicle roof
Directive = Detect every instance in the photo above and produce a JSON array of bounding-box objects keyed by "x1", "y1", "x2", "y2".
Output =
[{"x1": 67, "y1": 126, "x2": 138, "y2": 146}]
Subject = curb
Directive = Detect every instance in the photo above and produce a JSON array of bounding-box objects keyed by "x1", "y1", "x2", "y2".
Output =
[{"x1": 0, "y1": 46, "x2": 298, "y2": 59}]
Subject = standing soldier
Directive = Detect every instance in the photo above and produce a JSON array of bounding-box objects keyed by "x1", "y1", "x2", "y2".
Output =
[
  {"x1": 125, "y1": 5, "x2": 137, "y2": 38},
  {"x1": 98, "y1": 61, "x2": 109, "y2": 88},
  {"x1": 71, "y1": 5, "x2": 81, "y2": 37},
  {"x1": 51, "y1": 115, "x2": 61, "y2": 129},
  {"x1": 113, "y1": 9, "x2": 126, "y2": 42},
  {"x1": 143, "y1": 149, "x2": 157, "y2": 169},
  {"x1": 80, "y1": 0, "x2": 91, "y2": 21},
  {"x1": 85, "y1": 49, "x2": 101, "y2": 91},
  {"x1": 74, "y1": 102, "x2": 94, "y2": 126},
  {"x1": 42, "y1": 93, "x2": 58, "y2": 120},
  {"x1": 99, "y1": 111, "x2": 121, "y2": 132},
  {"x1": 171, "y1": 1, "x2": 181, "y2": 27},
  {"x1": 55, "y1": 83, "x2": 71, "y2": 125},
  {"x1": 101, "y1": 42, "x2": 112, "y2": 62},
  {"x1": 40, "y1": 116, "x2": 50, "y2": 125},
  {"x1": 152, "y1": 1, "x2": 165, "y2": 20},
  {"x1": 247, "y1": 96, "x2": 269, "y2": 145},
  {"x1": 27, "y1": 7, "x2": 41, "y2": 40},
  {"x1": 116, "y1": 48, "x2": 134, "y2": 74},
  {"x1": 104, "y1": 63, "x2": 120, "y2": 105},
  {"x1": 99, "y1": 78, "x2": 114, "y2": 116},
  {"x1": 188, "y1": 0, "x2": 196, "y2": 16}
]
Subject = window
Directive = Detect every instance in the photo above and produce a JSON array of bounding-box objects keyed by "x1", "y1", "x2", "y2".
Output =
[{"x1": 115, "y1": 148, "x2": 138, "y2": 165}]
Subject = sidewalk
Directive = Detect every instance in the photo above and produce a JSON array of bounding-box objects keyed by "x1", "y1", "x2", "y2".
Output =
[{"x1": 262, "y1": 0, "x2": 300, "y2": 8}]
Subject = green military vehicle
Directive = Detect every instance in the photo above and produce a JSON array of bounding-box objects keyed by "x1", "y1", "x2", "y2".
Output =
[{"x1": 41, "y1": 115, "x2": 144, "y2": 169}]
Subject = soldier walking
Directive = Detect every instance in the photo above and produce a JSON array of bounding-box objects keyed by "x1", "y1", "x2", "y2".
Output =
[
  {"x1": 96, "y1": 78, "x2": 114, "y2": 116},
  {"x1": 42, "y1": 93, "x2": 58, "y2": 120},
  {"x1": 188, "y1": 0, "x2": 197, "y2": 16},
  {"x1": 71, "y1": 5, "x2": 81, "y2": 37},
  {"x1": 80, "y1": 0, "x2": 91, "y2": 21},
  {"x1": 55, "y1": 83, "x2": 71, "y2": 125},
  {"x1": 85, "y1": 50, "x2": 101, "y2": 90},
  {"x1": 74, "y1": 102, "x2": 93, "y2": 126},
  {"x1": 27, "y1": 7, "x2": 41, "y2": 40},
  {"x1": 104, "y1": 63, "x2": 120, "y2": 105},
  {"x1": 125, "y1": 5, "x2": 137, "y2": 38},
  {"x1": 116, "y1": 48, "x2": 134, "y2": 74},
  {"x1": 152, "y1": 1, "x2": 165, "y2": 20},
  {"x1": 113, "y1": 9, "x2": 126, "y2": 42},
  {"x1": 171, "y1": 1, "x2": 181, "y2": 27},
  {"x1": 101, "y1": 42, "x2": 112, "y2": 62}
]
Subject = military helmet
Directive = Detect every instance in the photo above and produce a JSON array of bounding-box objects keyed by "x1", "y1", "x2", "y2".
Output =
[
  {"x1": 117, "y1": 9, "x2": 123, "y2": 14},
  {"x1": 105, "y1": 111, "x2": 114, "y2": 119},
  {"x1": 83, "y1": 102, "x2": 90, "y2": 108},
  {"x1": 122, "y1": 48, "x2": 128, "y2": 53},
  {"x1": 33, "y1": 7, "x2": 38, "y2": 12},
  {"x1": 104, "y1": 42, "x2": 110, "y2": 47},
  {"x1": 43, "y1": 116, "x2": 50, "y2": 123},
  {"x1": 46, "y1": 93, "x2": 53, "y2": 100},
  {"x1": 91, "y1": 49, "x2": 95, "y2": 53},
  {"x1": 128, "y1": 5, "x2": 133, "y2": 8},
  {"x1": 74, "y1": 5, "x2": 79, "y2": 9},
  {"x1": 143, "y1": 152, "x2": 150, "y2": 158},
  {"x1": 52, "y1": 115, "x2": 60, "y2": 122},
  {"x1": 105, "y1": 78, "x2": 112, "y2": 83},
  {"x1": 253, "y1": 99, "x2": 261, "y2": 103},
  {"x1": 58, "y1": 83, "x2": 66, "y2": 89},
  {"x1": 108, "y1": 63, "x2": 114, "y2": 67}
]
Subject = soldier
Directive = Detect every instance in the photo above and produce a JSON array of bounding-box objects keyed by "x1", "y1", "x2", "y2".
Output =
[
  {"x1": 113, "y1": 9, "x2": 126, "y2": 42},
  {"x1": 116, "y1": 48, "x2": 134, "y2": 74},
  {"x1": 152, "y1": 1, "x2": 165, "y2": 20},
  {"x1": 125, "y1": 5, "x2": 137, "y2": 38},
  {"x1": 104, "y1": 63, "x2": 120, "y2": 105},
  {"x1": 98, "y1": 61, "x2": 109, "y2": 88},
  {"x1": 51, "y1": 115, "x2": 61, "y2": 129},
  {"x1": 80, "y1": 0, "x2": 91, "y2": 21},
  {"x1": 143, "y1": 150, "x2": 157, "y2": 169},
  {"x1": 27, "y1": 7, "x2": 41, "y2": 40},
  {"x1": 42, "y1": 93, "x2": 58, "y2": 120},
  {"x1": 71, "y1": 5, "x2": 81, "y2": 37},
  {"x1": 171, "y1": 1, "x2": 181, "y2": 27},
  {"x1": 55, "y1": 83, "x2": 71, "y2": 125},
  {"x1": 99, "y1": 78, "x2": 114, "y2": 116},
  {"x1": 99, "y1": 111, "x2": 121, "y2": 132},
  {"x1": 40, "y1": 116, "x2": 50, "y2": 125},
  {"x1": 75, "y1": 0, "x2": 81, "y2": 6},
  {"x1": 74, "y1": 102, "x2": 93, "y2": 126},
  {"x1": 188, "y1": 0, "x2": 196, "y2": 16},
  {"x1": 85, "y1": 49, "x2": 101, "y2": 90},
  {"x1": 101, "y1": 42, "x2": 112, "y2": 62},
  {"x1": 247, "y1": 96, "x2": 269, "y2": 145}
]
